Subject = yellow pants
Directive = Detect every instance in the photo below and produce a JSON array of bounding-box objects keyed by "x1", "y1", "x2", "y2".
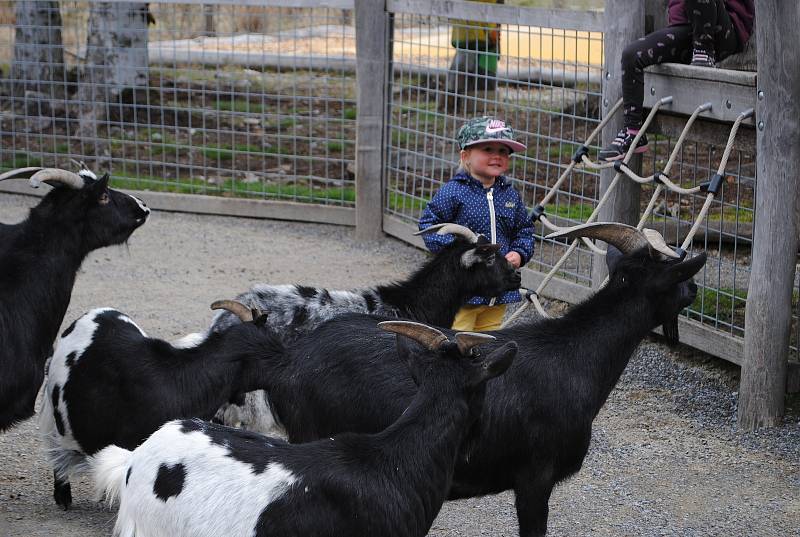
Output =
[{"x1": 451, "y1": 304, "x2": 507, "y2": 332}]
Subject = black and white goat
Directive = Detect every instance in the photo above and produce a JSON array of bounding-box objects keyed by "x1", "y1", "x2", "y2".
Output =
[
  {"x1": 39, "y1": 301, "x2": 282, "y2": 510},
  {"x1": 228, "y1": 223, "x2": 706, "y2": 536},
  {"x1": 90, "y1": 321, "x2": 518, "y2": 537},
  {"x1": 210, "y1": 222, "x2": 520, "y2": 430},
  {"x1": 211, "y1": 223, "x2": 520, "y2": 335},
  {"x1": 0, "y1": 166, "x2": 149, "y2": 431}
]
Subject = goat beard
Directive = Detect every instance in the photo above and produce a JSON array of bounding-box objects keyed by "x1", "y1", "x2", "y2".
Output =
[{"x1": 662, "y1": 316, "x2": 680, "y2": 345}]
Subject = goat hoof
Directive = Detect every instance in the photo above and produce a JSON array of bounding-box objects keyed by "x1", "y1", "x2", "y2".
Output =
[{"x1": 54, "y1": 481, "x2": 72, "y2": 510}]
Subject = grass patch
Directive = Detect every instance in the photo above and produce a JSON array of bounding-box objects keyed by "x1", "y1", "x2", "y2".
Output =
[
  {"x1": 343, "y1": 107, "x2": 357, "y2": 120},
  {"x1": 109, "y1": 173, "x2": 355, "y2": 204},
  {"x1": 546, "y1": 202, "x2": 594, "y2": 221},
  {"x1": 1, "y1": 153, "x2": 42, "y2": 168},
  {"x1": 326, "y1": 141, "x2": 344, "y2": 152},
  {"x1": 391, "y1": 129, "x2": 411, "y2": 146},
  {"x1": 215, "y1": 99, "x2": 265, "y2": 114},
  {"x1": 388, "y1": 192, "x2": 429, "y2": 213},
  {"x1": 54, "y1": 143, "x2": 71, "y2": 154},
  {"x1": 220, "y1": 179, "x2": 355, "y2": 202},
  {"x1": 707, "y1": 205, "x2": 754, "y2": 224},
  {"x1": 691, "y1": 286, "x2": 747, "y2": 330}
]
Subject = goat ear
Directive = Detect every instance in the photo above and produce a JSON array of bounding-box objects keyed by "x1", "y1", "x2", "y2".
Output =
[
  {"x1": 652, "y1": 252, "x2": 707, "y2": 290},
  {"x1": 461, "y1": 244, "x2": 500, "y2": 268},
  {"x1": 605, "y1": 245, "x2": 624, "y2": 273},
  {"x1": 473, "y1": 341, "x2": 517, "y2": 384},
  {"x1": 394, "y1": 335, "x2": 425, "y2": 387}
]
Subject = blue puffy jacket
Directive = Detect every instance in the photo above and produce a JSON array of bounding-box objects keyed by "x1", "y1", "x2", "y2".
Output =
[{"x1": 418, "y1": 171, "x2": 534, "y2": 305}]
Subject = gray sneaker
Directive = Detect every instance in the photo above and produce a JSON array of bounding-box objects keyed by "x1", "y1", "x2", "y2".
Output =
[{"x1": 598, "y1": 128, "x2": 649, "y2": 162}]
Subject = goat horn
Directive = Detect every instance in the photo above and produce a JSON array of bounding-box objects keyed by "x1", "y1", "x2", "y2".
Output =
[
  {"x1": 454, "y1": 332, "x2": 497, "y2": 355},
  {"x1": 28, "y1": 168, "x2": 87, "y2": 189},
  {"x1": 210, "y1": 300, "x2": 254, "y2": 322},
  {"x1": 414, "y1": 223, "x2": 479, "y2": 244},
  {"x1": 545, "y1": 222, "x2": 679, "y2": 259},
  {"x1": 377, "y1": 320, "x2": 448, "y2": 351},
  {"x1": 0, "y1": 167, "x2": 46, "y2": 182}
]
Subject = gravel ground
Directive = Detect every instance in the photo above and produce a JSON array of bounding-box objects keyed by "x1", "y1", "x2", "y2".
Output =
[{"x1": 1, "y1": 192, "x2": 798, "y2": 537}]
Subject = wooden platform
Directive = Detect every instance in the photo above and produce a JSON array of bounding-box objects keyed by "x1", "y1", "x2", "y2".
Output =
[{"x1": 644, "y1": 63, "x2": 757, "y2": 124}]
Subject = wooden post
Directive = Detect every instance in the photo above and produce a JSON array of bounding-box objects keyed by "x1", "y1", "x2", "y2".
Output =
[
  {"x1": 354, "y1": 0, "x2": 390, "y2": 240},
  {"x1": 645, "y1": 0, "x2": 668, "y2": 34},
  {"x1": 591, "y1": 0, "x2": 645, "y2": 286},
  {"x1": 738, "y1": 1, "x2": 800, "y2": 429}
]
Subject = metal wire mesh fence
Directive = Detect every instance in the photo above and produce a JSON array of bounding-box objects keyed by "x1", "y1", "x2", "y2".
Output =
[
  {"x1": 0, "y1": 0, "x2": 791, "y2": 362},
  {"x1": 381, "y1": 1, "x2": 787, "y2": 361},
  {"x1": 0, "y1": 0, "x2": 357, "y2": 206}
]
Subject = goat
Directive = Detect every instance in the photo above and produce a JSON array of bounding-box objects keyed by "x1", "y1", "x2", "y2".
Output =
[
  {"x1": 210, "y1": 223, "x2": 521, "y2": 335},
  {"x1": 0, "y1": 166, "x2": 149, "y2": 431},
  {"x1": 210, "y1": 222, "x2": 520, "y2": 430},
  {"x1": 89, "y1": 321, "x2": 518, "y2": 537},
  {"x1": 39, "y1": 300, "x2": 282, "y2": 510},
  {"x1": 227, "y1": 222, "x2": 707, "y2": 536}
]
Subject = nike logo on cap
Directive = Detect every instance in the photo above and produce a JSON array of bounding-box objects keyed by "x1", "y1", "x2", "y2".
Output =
[{"x1": 485, "y1": 119, "x2": 509, "y2": 134}]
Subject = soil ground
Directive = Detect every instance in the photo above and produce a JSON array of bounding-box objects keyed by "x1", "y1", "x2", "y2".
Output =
[{"x1": 1, "y1": 192, "x2": 797, "y2": 537}]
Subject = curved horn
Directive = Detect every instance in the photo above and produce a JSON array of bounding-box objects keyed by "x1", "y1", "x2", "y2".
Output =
[
  {"x1": 545, "y1": 222, "x2": 679, "y2": 259},
  {"x1": 0, "y1": 167, "x2": 46, "y2": 182},
  {"x1": 210, "y1": 300, "x2": 254, "y2": 322},
  {"x1": 454, "y1": 331, "x2": 496, "y2": 355},
  {"x1": 641, "y1": 228, "x2": 680, "y2": 259},
  {"x1": 414, "y1": 223, "x2": 479, "y2": 244},
  {"x1": 378, "y1": 320, "x2": 448, "y2": 351},
  {"x1": 29, "y1": 168, "x2": 87, "y2": 189}
]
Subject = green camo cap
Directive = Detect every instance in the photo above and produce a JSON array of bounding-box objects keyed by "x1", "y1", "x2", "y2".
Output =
[{"x1": 456, "y1": 117, "x2": 527, "y2": 153}]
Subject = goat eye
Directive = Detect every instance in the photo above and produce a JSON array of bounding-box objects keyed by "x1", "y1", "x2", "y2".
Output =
[
  {"x1": 620, "y1": 275, "x2": 626, "y2": 284},
  {"x1": 98, "y1": 192, "x2": 110, "y2": 205}
]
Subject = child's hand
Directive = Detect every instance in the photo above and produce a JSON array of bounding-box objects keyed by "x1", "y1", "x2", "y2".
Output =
[{"x1": 505, "y1": 251, "x2": 522, "y2": 268}]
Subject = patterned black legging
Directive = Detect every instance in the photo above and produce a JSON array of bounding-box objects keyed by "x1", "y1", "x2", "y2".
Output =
[{"x1": 621, "y1": 0, "x2": 741, "y2": 129}]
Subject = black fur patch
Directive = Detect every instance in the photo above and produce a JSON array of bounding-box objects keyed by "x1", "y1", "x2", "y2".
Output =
[
  {"x1": 153, "y1": 463, "x2": 186, "y2": 501},
  {"x1": 65, "y1": 351, "x2": 77, "y2": 368},
  {"x1": 61, "y1": 320, "x2": 78, "y2": 339},
  {"x1": 291, "y1": 306, "x2": 309, "y2": 327},
  {"x1": 363, "y1": 292, "x2": 377, "y2": 313},
  {"x1": 126, "y1": 466, "x2": 133, "y2": 486},
  {"x1": 296, "y1": 285, "x2": 318, "y2": 299},
  {"x1": 318, "y1": 289, "x2": 332, "y2": 305},
  {"x1": 179, "y1": 419, "x2": 283, "y2": 475},
  {"x1": 52, "y1": 385, "x2": 65, "y2": 436}
]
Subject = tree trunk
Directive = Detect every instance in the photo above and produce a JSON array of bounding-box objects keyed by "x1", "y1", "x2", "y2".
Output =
[
  {"x1": 9, "y1": 0, "x2": 65, "y2": 108},
  {"x1": 75, "y1": 2, "x2": 150, "y2": 141}
]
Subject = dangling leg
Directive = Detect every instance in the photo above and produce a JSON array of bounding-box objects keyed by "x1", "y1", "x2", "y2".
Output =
[{"x1": 600, "y1": 26, "x2": 692, "y2": 161}]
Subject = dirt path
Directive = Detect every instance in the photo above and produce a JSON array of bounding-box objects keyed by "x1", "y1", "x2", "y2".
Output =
[{"x1": 1, "y1": 192, "x2": 798, "y2": 537}]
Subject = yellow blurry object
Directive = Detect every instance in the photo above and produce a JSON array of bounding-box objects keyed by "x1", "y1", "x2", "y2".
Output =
[{"x1": 450, "y1": 0, "x2": 503, "y2": 73}]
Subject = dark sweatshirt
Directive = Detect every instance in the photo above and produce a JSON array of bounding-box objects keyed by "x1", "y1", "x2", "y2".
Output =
[{"x1": 668, "y1": 0, "x2": 755, "y2": 48}]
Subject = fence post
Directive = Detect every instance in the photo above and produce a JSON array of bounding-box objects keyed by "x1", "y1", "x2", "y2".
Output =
[
  {"x1": 591, "y1": 0, "x2": 645, "y2": 286},
  {"x1": 738, "y1": 1, "x2": 800, "y2": 429},
  {"x1": 354, "y1": 0, "x2": 390, "y2": 240}
]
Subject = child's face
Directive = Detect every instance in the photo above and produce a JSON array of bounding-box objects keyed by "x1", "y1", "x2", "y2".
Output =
[{"x1": 462, "y1": 142, "x2": 511, "y2": 182}]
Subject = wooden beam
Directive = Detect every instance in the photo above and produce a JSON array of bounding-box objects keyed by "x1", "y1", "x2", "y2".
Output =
[
  {"x1": 739, "y1": 0, "x2": 800, "y2": 429},
  {"x1": 386, "y1": 0, "x2": 604, "y2": 31},
  {"x1": 0, "y1": 183, "x2": 355, "y2": 226},
  {"x1": 354, "y1": 0, "x2": 390, "y2": 240},
  {"x1": 592, "y1": 0, "x2": 645, "y2": 286},
  {"x1": 644, "y1": 64, "x2": 756, "y2": 124}
]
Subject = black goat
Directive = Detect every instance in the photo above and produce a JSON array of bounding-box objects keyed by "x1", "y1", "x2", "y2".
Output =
[
  {"x1": 209, "y1": 223, "x2": 521, "y2": 336},
  {"x1": 0, "y1": 166, "x2": 149, "y2": 431},
  {"x1": 90, "y1": 322, "x2": 517, "y2": 537},
  {"x1": 210, "y1": 223, "x2": 520, "y2": 431},
  {"x1": 40, "y1": 301, "x2": 280, "y2": 509},
  {"x1": 236, "y1": 223, "x2": 706, "y2": 536}
]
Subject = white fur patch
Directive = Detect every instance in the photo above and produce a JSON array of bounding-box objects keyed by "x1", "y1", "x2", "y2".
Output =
[
  {"x1": 95, "y1": 420, "x2": 297, "y2": 537},
  {"x1": 170, "y1": 332, "x2": 206, "y2": 349},
  {"x1": 41, "y1": 308, "x2": 145, "y2": 478}
]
